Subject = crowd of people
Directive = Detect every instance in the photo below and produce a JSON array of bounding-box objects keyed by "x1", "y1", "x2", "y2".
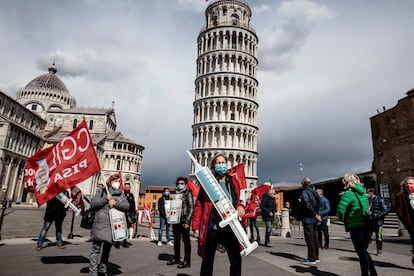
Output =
[{"x1": 34, "y1": 155, "x2": 414, "y2": 276}]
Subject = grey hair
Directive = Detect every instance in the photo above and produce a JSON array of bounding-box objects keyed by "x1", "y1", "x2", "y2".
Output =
[
  {"x1": 342, "y1": 173, "x2": 360, "y2": 189},
  {"x1": 401, "y1": 176, "x2": 414, "y2": 191}
]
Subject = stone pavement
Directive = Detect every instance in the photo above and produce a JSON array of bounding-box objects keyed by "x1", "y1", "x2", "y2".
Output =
[{"x1": 0, "y1": 205, "x2": 413, "y2": 275}]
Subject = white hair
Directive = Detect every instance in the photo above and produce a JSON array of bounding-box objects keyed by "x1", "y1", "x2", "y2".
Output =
[{"x1": 342, "y1": 173, "x2": 360, "y2": 189}]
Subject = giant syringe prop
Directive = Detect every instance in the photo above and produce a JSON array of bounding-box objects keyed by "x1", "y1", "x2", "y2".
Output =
[
  {"x1": 56, "y1": 192, "x2": 81, "y2": 216},
  {"x1": 187, "y1": 151, "x2": 258, "y2": 256}
]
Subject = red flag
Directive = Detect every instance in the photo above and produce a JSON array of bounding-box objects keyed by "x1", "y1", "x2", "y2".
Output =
[
  {"x1": 118, "y1": 170, "x2": 124, "y2": 190},
  {"x1": 70, "y1": 185, "x2": 85, "y2": 211},
  {"x1": 186, "y1": 177, "x2": 200, "y2": 198},
  {"x1": 228, "y1": 163, "x2": 247, "y2": 190},
  {"x1": 24, "y1": 119, "x2": 101, "y2": 206},
  {"x1": 243, "y1": 182, "x2": 272, "y2": 219}
]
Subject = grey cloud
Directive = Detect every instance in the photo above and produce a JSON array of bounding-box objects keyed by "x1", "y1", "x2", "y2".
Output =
[{"x1": 259, "y1": 0, "x2": 334, "y2": 73}]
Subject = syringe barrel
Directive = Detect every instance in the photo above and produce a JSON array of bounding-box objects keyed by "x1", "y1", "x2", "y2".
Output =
[{"x1": 195, "y1": 168, "x2": 224, "y2": 202}]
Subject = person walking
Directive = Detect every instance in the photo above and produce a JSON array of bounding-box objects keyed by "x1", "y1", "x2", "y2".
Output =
[
  {"x1": 192, "y1": 154, "x2": 245, "y2": 276},
  {"x1": 337, "y1": 173, "x2": 377, "y2": 276},
  {"x1": 296, "y1": 177, "x2": 321, "y2": 265},
  {"x1": 88, "y1": 175, "x2": 130, "y2": 276},
  {"x1": 395, "y1": 176, "x2": 414, "y2": 265},
  {"x1": 367, "y1": 187, "x2": 389, "y2": 256},
  {"x1": 158, "y1": 188, "x2": 173, "y2": 247},
  {"x1": 316, "y1": 188, "x2": 331, "y2": 249},
  {"x1": 260, "y1": 187, "x2": 276, "y2": 247},
  {"x1": 35, "y1": 191, "x2": 68, "y2": 251},
  {"x1": 167, "y1": 177, "x2": 194, "y2": 268}
]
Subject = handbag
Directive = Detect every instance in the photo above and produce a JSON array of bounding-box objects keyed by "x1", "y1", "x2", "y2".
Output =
[
  {"x1": 80, "y1": 189, "x2": 104, "y2": 229},
  {"x1": 80, "y1": 209, "x2": 95, "y2": 229}
]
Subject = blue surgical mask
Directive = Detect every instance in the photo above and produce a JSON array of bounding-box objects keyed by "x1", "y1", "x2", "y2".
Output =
[
  {"x1": 177, "y1": 184, "x2": 185, "y2": 191},
  {"x1": 164, "y1": 191, "x2": 170, "y2": 197},
  {"x1": 214, "y1": 164, "x2": 227, "y2": 176}
]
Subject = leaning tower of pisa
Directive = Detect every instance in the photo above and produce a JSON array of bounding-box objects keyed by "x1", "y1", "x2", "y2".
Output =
[{"x1": 190, "y1": 0, "x2": 259, "y2": 189}]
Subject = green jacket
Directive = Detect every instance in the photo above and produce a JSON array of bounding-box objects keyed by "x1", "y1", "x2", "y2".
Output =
[{"x1": 336, "y1": 183, "x2": 369, "y2": 231}]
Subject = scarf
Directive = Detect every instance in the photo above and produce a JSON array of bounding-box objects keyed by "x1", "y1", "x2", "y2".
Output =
[{"x1": 409, "y1": 193, "x2": 414, "y2": 210}]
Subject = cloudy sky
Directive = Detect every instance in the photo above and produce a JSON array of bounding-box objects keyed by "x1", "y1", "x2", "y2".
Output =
[{"x1": 1, "y1": 0, "x2": 413, "y2": 187}]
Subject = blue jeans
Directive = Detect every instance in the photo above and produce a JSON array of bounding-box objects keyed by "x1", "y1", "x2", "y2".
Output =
[
  {"x1": 158, "y1": 216, "x2": 170, "y2": 242},
  {"x1": 264, "y1": 220, "x2": 273, "y2": 244},
  {"x1": 350, "y1": 228, "x2": 376, "y2": 276},
  {"x1": 37, "y1": 219, "x2": 63, "y2": 246},
  {"x1": 317, "y1": 219, "x2": 330, "y2": 248}
]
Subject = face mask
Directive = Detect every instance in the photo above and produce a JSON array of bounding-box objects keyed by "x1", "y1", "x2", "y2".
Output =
[
  {"x1": 177, "y1": 184, "x2": 185, "y2": 191},
  {"x1": 112, "y1": 181, "x2": 120, "y2": 190},
  {"x1": 407, "y1": 184, "x2": 414, "y2": 193},
  {"x1": 124, "y1": 187, "x2": 130, "y2": 193},
  {"x1": 164, "y1": 191, "x2": 170, "y2": 197},
  {"x1": 214, "y1": 164, "x2": 227, "y2": 176}
]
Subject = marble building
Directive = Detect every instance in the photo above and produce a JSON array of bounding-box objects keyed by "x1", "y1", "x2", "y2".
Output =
[{"x1": 0, "y1": 64, "x2": 144, "y2": 205}]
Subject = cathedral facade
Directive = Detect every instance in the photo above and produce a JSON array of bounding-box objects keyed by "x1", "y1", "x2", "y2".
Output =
[
  {"x1": 190, "y1": 0, "x2": 259, "y2": 190},
  {"x1": 0, "y1": 64, "x2": 144, "y2": 206}
]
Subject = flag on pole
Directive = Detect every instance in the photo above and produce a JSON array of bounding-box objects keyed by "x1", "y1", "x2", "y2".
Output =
[
  {"x1": 24, "y1": 119, "x2": 101, "y2": 207},
  {"x1": 228, "y1": 163, "x2": 247, "y2": 190},
  {"x1": 186, "y1": 177, "x2": 200, "y2": 198},
  {"x1": 118, "y1": 170, "x2": 124, "y2": 190},
  {"x1": 243, "y1": 182, "x2": 272, "y2": 219}
]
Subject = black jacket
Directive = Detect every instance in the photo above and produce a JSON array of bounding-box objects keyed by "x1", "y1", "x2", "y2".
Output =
[
  {"x1": 260, "y1": 194, "x2": 276, "y2": 221},
  {"x1": 158, "y1": 195, "x2": 170, "y2": 219},
  {"x1": 44, "y1": 192, "x2": 67, "y2": 222},
  {"x1": 179, "y1": 189, "x2": 194, "y2": 225}
]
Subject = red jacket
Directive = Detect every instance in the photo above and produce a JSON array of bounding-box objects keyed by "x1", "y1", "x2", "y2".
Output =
[{"x1": 192, "y1": 175, "x2": 243, "y2": 257}]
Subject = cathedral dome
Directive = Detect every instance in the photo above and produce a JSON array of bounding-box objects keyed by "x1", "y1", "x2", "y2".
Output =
[{"x1": 24, "y1": 64, "x2": 69, "y2": 94}]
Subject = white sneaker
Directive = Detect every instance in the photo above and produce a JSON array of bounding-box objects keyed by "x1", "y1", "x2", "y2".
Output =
[
  {"x1": 167, "y1": 241, "x2": 174, "y2": 246},
  {"x1": 157, "y1": 241, "x2": 162, "y2": 246}
]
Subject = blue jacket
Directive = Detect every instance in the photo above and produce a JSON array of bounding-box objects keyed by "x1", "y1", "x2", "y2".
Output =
[
  {"x1": 298, "y1": 187, "x2": 320, "y2": 224},
  {"x1": 369, "y1": 195, "x2": 389, "y2": 226},
  {"x1": 319, "y1": 196, "x2": 331, "y2": 221}
]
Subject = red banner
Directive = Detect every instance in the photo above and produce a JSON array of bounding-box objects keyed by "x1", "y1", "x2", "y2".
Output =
[
  {"x1": 228, "y1": 163, "x2": 247, "y2": 190},
  {"x1": 118, "y1": 170, "x2": 124, "y2": 190},
  {"x1": 24, "y1": 119, "x2": 101, "y2": 206},
  {"x1": 186, "y1": 177, "x2": 200, "y2": 198},
  {"x1": 243, "y1": 183, "x2": 272, "y2": 219}
]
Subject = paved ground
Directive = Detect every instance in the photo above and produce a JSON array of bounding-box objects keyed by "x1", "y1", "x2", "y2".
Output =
[{"x1": 0, "y1": 204, "x2": 413, "y2": 276}]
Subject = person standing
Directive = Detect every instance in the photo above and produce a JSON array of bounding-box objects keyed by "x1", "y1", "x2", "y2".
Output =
[
  {"x1": 367, "y1": 187, "x2": 389, "y2": 256},
  {"x1": 316, "y1": 189, "x2": 331, "y2": 249},
  {"x1": 167, "y1": 177, "x2": 194, "y2": 268},
  {"x1": 297, "y1": 177, "x2": 321, "y2": 265},
  {"x1": 337, "y1": 174, "x2": 377, "y2": 276},
  {"x1": 192, "y1": 154, "x2": 245, "y2": 276},
  {"x1": 158, "y1": 188, "x2": 173, "y2": 247},
  {"x1": 88, "y1": 175, "x2": 130, "y2": 276},
  {"x1": 123, "y1": 183, "x2": 136, "y2": 248},
  {"x1": 248, "y1": 217, "x2": 260, "y2": 244},
  {"x1": 395, "y1": 176, "x2": 414, "y2": 265},
  {"x1": 35, "y1": 191, "x2": 68, "y2": 251},
  {"x1": 260, "y1": 187, "x2": 276, "y2": 247}
]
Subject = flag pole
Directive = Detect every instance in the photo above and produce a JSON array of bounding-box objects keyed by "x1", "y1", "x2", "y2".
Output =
[{"x1": 68, "y1": 210, "x2": 75, "y2": 239}]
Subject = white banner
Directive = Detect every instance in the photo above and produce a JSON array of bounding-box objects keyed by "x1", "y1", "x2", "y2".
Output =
[
  {"x1": 166, "y1": 198, "x2": 182, "y2": 225},
  {"x1": 109, "y1": 208, "x2": 128, "y2": 241}
]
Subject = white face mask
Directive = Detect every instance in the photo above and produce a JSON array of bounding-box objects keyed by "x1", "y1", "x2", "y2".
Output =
[{"x1": 112, "y1": 181, "x2": 120, "y2": 190}]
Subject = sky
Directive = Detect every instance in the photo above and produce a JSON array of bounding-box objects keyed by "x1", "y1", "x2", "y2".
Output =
[{"x1": 1, "y1": 0, "x2": 413, "y2": 187}]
